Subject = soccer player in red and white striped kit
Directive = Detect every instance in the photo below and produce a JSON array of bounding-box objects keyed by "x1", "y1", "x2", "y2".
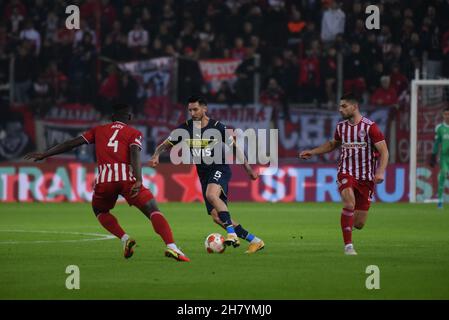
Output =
[
  {"x1": 25, "y1": 103, "x2": 189, "y2": 261},
  {"x1": 300, "y1": 93, "x2": 389, "y2": 255}
]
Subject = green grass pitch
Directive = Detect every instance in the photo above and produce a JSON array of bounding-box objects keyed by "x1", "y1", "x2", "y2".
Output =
[{"x1": 1, "y1": 202, "x2": 448, "y2": 300}]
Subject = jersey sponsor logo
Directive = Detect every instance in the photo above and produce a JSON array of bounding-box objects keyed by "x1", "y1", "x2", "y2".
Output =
[
  {"x1": 191, "y1": 148, "x2": 212, "y2": 157},
  {"x1": 342, "y1": 142, "x2": 367, "y2": 149}
]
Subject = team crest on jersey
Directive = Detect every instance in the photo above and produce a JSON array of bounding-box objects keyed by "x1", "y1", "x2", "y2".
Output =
[
  {"x1": 358, "y1": 130, "x2": 366, "y2": 138},
  {"x1": 341, "y1": 178, "x2": 348, "y2": 185}
]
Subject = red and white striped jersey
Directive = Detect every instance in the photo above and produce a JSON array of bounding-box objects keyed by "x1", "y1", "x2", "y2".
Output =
[
  {"x1": 334, "y1": 117, "x2": 385, "y2": 181},
  {"x1": 81, "y1": 121, "x2": 143, "y2": 184}
]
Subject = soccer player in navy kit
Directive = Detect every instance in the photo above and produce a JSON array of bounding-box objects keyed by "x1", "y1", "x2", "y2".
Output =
[{"x1": 149, "y1": 96, "x2": 265, "y2": 253}]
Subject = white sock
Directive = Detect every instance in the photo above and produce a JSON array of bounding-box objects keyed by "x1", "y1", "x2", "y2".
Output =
[
  {"x1": 121, "y1": 234, "x2": 129, "y2": 244},
  {"x1": 345, "y1": 243, "x2": 353, "y2": 249},
  {"x1": 250, "y1": 237, "x2": 261, "y2": 244},
  {"x1": 167, "y1": 243, "x2": 179, "y2": 251}
]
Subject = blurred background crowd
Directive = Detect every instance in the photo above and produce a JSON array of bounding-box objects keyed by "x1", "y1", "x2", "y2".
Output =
[
  {"x1": 1, "y1": 0, "x2": 448, "y2": 111},
  {"x1": 0, "y1": 0, "x2": 448, "y2": 162}
]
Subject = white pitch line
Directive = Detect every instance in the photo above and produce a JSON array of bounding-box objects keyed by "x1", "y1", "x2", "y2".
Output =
[{"x1": 0, "y1": 229, "x2": 115, "y2": 244}]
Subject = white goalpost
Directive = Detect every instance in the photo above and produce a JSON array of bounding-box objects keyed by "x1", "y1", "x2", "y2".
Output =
[{"x1": 410, "y1": 78, "x2": 449, "y2": 203}]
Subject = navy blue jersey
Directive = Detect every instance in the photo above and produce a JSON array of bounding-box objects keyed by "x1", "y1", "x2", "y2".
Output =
[{"x1": 166, "y1": 118, "x2": 234, "y2": 174}]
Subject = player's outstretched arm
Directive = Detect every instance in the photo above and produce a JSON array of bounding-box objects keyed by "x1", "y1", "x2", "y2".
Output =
[
  {"x1": 374, "y1": 140, "x2": 389, "y2": 184},
  {"x1": 299, "y1": 140, "x2": 341, "y2": 160},
  {"x1": 24, "y1": 136, "x2": 86, "y2": 162},
  {"x1": 233, "y1": 142, "x2": 258, "y2": 180},
  {"x1": 149, "y1": 140, "x2": 173, "y2": 167},
  {"x1": 130, "y1": 145, "x2": 143, "y2": 198}
]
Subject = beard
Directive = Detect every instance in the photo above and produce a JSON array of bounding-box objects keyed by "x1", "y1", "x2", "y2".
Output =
[{"x1": 341, "y1": 113, "x2": 352, "y2": 120}]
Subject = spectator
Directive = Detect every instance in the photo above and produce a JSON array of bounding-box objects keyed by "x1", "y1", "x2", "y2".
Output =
[
  {"x1": 321, "y1": 46, "x2": 337, "y2": 107},
  {"x1": 298, "y1": 49, "x2": 320, "y2": 103},
  {"x1": 197, "y1": 21, "x2": 215, "y2": 45},
  {"x1": 31, "y1": 74, "x2": 52, "y2": 116},
  {"x1": 370, "y1": 76, "x2": 398, "y2": 106},
  {"x1": 9, "y1": 6, "x2": 25, "y2": 35},
  {"x1": 389, "y1": 64, "x2": 408, "y2": 96},
  {"x1": 14, "y1": 44, "x2": 36, "y2": 103},
  {"x1": 231, "y1": 37, "x2": 247, "y2": 60},
  {"x1": 362, "y1": 33, "x2": 382, "y2": 69},
  {"x1": 127, "y1": 20, "x2": 149, "y2": 49},
  {"x1": 97, "y1": 64, "x2": 120, "y2": 114},
  {"x1": 0, "y1": 115, "x2": 32, "y2": 161},
  {"x1": 343, "y1": 41, "x2": 366, "y2": 101},
  {"x1": 19, "y1": 20, "x2": 41, "y2": 56},
  {"x1": 287, "y1": 7, "x2": 306, "y2": 50},
  {"x1": 366, "y1": 62, "x2": 386, "y2": 93},
  {"x1": 234, "y1": 47, "x2": 256, "y2": 103},
  {"x1": 213, "y1": 81, "x2": 235, "y2": 104},
  {"x1": 260, "y1": 77, "x2": 286, "y2": 111},
  {"x1": 44, "y1": 11, "x2": 59, "y2": 42},
  {"x1": 442, "y1": 28, "x2": 449, "y2": 78},
  {"x1": 118, "y1": 72, "x2": 139, "y2": 113},
  {"x1": 73, "y1": 20, "x2": 96, "y2": 48},
  {"x1": 321, "y1": 1, "x2": 345, "y2": 44}
]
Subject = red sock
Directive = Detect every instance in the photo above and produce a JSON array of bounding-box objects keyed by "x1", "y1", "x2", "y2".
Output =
[
  {"x1": 97, "y1": 212, "x2": 126, "y2": 239},
  {"x1": 150, "y1": 211, "x2": 174, "y2": 245},
  {"x1": 341, "y1": 208, "x2": 354, "y2": 245}
]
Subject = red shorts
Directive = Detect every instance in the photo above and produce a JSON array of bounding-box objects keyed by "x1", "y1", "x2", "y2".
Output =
[
  {"x1": 92, "y1": 181, "x2": 154, "y2": 212},
  {"x1": 337, "y1": 173, "x2": 374, "y2": 211}
]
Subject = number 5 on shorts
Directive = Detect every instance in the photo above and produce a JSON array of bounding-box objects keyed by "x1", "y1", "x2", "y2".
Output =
[{"x1": 213, "y1": 171, "x2": 222, "y2": 181}]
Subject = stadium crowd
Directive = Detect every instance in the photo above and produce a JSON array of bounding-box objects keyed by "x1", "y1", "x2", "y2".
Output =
[{"x1": 1, "y1": 0, "x2": 449, "y2": 116}]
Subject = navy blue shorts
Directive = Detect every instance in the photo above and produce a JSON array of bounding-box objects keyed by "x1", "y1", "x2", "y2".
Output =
[{"x1": 198, "y1": 166, "x2": 232, "y2": 214}]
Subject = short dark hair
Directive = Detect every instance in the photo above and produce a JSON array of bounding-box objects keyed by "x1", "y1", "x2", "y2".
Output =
[
  {"x1": 340, "y1": 93, "x2": 359, "y2": 104},
  {"x1": 112, "y1": 103, "x2": 131, "y2": 115},
  {"x1": 187, "y1": 95, "x2": 207, "y2": 106}
]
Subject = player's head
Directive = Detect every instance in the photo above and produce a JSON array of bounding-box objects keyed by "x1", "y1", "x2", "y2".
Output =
[
  {"x1": 187, "y1": 95, "x2": 208, "y2": 121},
  {"x1": 339, "y1": 93, "x2": 359, "y2": 120},
  {"x1": 443, "y1": 107, "x2": 449, "y2": 124},
  {"x1": 111, "y1": 103, "x2": 132, "y2": 122}
]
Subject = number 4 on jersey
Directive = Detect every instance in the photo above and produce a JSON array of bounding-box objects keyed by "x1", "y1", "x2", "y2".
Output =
[{"x1": 108, "y1": 129, "x2": 119, "y2": 153}]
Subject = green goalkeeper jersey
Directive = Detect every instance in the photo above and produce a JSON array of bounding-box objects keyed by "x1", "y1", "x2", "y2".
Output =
[{"x1": 433, "y1": 122, "x2": 449, "y2": 158}]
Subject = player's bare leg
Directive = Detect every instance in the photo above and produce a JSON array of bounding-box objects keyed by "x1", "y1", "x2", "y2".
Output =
[
  {"x1": 93, "y1": 207, "x2": 136, "y2": 259},
  {"x1": 138, "y1": 199, "x2": 189, "y2": 262},
  {"x1": 206, "y1": 184, "x2": 240, "y2": 248},
  {"x1": 354, "y1": 211, "x2": 369, "y2": 230},
  {"x1": 210, "y1": 209, "x2": 264, "y2": 253},
  {"x1": 340, "y1": 188, "x2": 357, "y2": 255}
]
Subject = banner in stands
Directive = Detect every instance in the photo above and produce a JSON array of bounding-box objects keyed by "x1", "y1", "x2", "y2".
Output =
[
  {"x1": 278, "y1": 107, "x2": 392, "y2": 160},
  {"x1": 34, "y1": 120, "x2": 149, "y2": 161},
  {"x1": 199, "y1": 59, "x2": 242, "y2": 94},
  {"x1": 0, "y1": 163, "x2": 420, "y2": 203},
  {"x1": 119, "y1": 57, "x2": 175, "y2": 99},
  {"x1": 207, "y1": 104, "x2": 273, "y2": 130}
]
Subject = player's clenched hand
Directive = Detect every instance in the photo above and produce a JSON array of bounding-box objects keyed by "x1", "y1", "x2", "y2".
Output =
[
  {"x1": 24, "y1": 152, "x2": 46, "y2": 162},
  {"x1": 299, "y1": 150, "x2": 313, "y2": 160},
  {"x1": 248, "y1": 169, "x2": 259, "y2": 180},
  {"x1": 130, "y1": 180, "x2": 142, "y2": 198},
  {"x1": 148, "y1": 156, "x2": 159, "y2": 168},
  {"x1": 374, "y1": 171, "x2": 384, "y2": 184}
]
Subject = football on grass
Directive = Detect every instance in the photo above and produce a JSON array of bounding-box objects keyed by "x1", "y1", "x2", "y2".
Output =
[{"x1": 205, "y1": 233, "x2": 226, "y2": 253}]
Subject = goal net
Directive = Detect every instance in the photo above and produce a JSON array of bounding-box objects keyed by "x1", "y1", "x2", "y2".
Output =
[{"x1": 410, "y1": 79, "x2": 449, "y2": 203}]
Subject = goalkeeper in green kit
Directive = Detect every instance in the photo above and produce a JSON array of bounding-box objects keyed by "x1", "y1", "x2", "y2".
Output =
[{"x1": 430, "y1": 108, "x2": 449, "y2": 208}]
